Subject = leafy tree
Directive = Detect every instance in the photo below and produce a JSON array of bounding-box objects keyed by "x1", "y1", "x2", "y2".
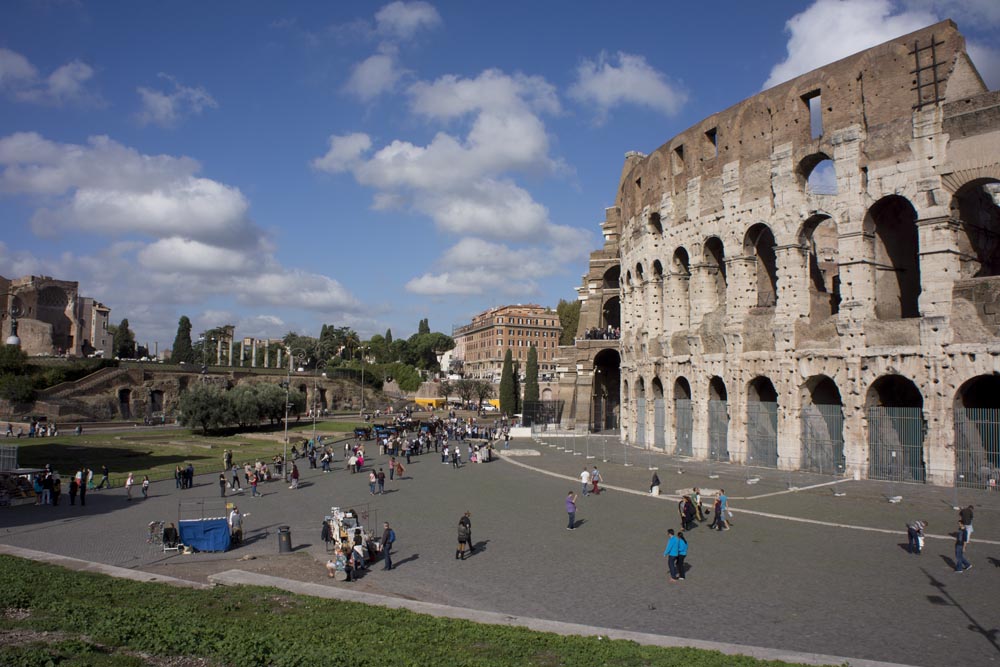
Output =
[
  {"x1": 228, "y1": 384, "x2": 262, "y2": 428},
  {"x1": 499, "y1": 349, "x2": 516, "y2": 416},
  {"x1": 557, "y1": 298, "x2": 582, "y2": 346},
  {"x1": 474, "y1": 380, "x2": 494, "y2": 409},
  {"x1": 0, "y1": 374, "x2": 35, "y2": 403},
  {"x1": 113, "y1": 319, "x2": 137, "y2": 359},
  {"x1": 438, "y1": 378, "x2": 452, "y2": 403},
  {"x1": 172, "y1": 316, "x2": 195, "y2": 364},
  {"x1": 418, "y1": 318, "x2": 430, "y2": 335},
  {"x1": 455, "y1": 378, "x2": 477, "y2": 406},
  {"x1": 406, "y1": 331, "x2": 454, "y2": 371},
  {"x1": 0, "y1": 345, "x2": 28, "y2": 375},
  {"x1": 524, "y1": 346, "x2": 539, "y2": 404},
  {"x1": 177, "y1": 383, "x2": 231, "y2": 435},
  {"x1": 256, "y1": 382, "x2": 288, "y2": 424}
]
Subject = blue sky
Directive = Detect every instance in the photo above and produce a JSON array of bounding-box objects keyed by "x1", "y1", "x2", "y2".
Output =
[{"x1": 1, "y1": 0, "x2": 997, "y2": 350}]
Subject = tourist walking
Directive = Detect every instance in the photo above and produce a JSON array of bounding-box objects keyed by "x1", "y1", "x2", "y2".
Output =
[
  {"x1": 289, "y1": 463, "x2": 299, "y2": 490},
  {"x1": 580, "y1": 467, "x2": 591, "y2": 496},
  {"x1": 79, "y1": 467, "x2": 89, "y2": 505},
  {"x1": 141, "y1": 475, "x2": 150, "y2": 499},
  {"x1": 381, "y1": 522, "x2": 395, "y2": 571},
  {"x1": 377, "y1": 468, "x2": 385, "y2": 494},
  {"x1": 710, "y1": 496, "x2": 724, "y2": 531},
  {"x1": 388, "y1": 457, "x2": 396, "y2": 480},
  {"x1": 591, "y1": 466, "x2": 602, "y2": 495},
  {"x1": 566, "y1": 491, "x2": 577, "y2": 530},
  {"x1": 650, "y1": 471, "x2": 660, "y2": 495},
  {"x1": 369, "y1": 470, "x2": 377, "y2": 495},
  {"x1": 219, "y1": 473, "x2": 227, "y2": 498},
  {"x1": 676, "y1": 531, "x2": 688, "y2": 580},
  {"x1": 96, "y1": 464, "x2": 110, "y2": 490},
  {"x1": 457, "y1": 511, "x2": 472, "y2": 560},
  {"x1": 955, "y1": 520, "x2": 973, "y2": 572},
  {"x1": 959, "y1": 505, "x2": 974, "y2": 540},
  {"x1": 907, "y1": 519, "x2": 928, "y2": 554},
  {"x1": 664, "y1": 529, "x2": 680, "y2": 582},
  {"x1": 250, "y1": 472, "x2": 260, "y2": 497},
  {"x1": 125, "y1": 472, "x2": 134, "y2": 501},
  {"x1": 69, "y1": 476, "x2": 78, "y2": 505},
  {"x1": 718, "y1": 489, "x2": 730, "y2": 529},
  {"x1": 231, "y1": 464, "x2": 242, "y2": 492}
]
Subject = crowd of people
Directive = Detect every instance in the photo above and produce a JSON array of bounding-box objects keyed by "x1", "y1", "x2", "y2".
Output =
[{"x1": 581, "y1": 326, "x2": 620, "y2": 340}]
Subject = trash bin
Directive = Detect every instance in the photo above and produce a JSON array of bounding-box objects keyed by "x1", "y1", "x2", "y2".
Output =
[{"x1": 278, "y1": 525, "x2": 292, "y2": 553}]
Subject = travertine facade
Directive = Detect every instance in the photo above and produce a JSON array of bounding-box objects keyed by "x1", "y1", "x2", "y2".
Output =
[{"x1": 560, "y1": 21, "x2": 1000, "y2": 487}]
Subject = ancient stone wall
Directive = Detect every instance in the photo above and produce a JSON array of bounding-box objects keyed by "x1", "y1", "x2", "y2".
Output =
[{"x1": 574, "y1": 20, "x2": 1000, "y2": 486}]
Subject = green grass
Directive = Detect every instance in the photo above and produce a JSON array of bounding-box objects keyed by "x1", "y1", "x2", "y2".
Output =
[
  {"x1": 12, "y1": 425, "x2": 361, "y2": 486},
  {"x1": 0, "y1": 556, "x2": 836, "y2": 667}
]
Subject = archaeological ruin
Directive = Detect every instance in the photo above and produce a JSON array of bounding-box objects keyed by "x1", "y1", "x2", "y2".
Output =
[{"x1": 557, "y1": 20, "x2": 1000, "y2": 487}]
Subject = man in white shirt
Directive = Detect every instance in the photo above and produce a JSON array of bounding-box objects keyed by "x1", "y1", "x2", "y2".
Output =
[
  {"x1": 228, "y1": 506, "x2": 244, "y2": 545},
  {"x1": 580, "y1": 467, "x2": 591, "y2": 496}
]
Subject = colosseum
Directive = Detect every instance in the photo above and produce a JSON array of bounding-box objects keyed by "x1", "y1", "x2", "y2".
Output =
[{"x1": 557, "y1": 20, "x2": 1000, "y2": 488}]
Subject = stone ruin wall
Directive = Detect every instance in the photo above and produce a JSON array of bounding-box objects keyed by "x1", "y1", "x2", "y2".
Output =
[{"x1": 612, "y1": 20, "x2": 1000, "y2": 485}]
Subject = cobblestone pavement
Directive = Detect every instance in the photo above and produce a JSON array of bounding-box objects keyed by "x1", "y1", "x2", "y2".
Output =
[{"x1": 1, "y1": 436, "x2": 998, "y2": 667}]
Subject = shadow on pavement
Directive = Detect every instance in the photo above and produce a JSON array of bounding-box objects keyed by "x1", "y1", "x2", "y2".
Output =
[
  {"x1": 921, "y1": 567, "x2": 1000, "y2": 657},
  {"x1": 393, "y1": 554, "x2": 419, "y2": 568}
]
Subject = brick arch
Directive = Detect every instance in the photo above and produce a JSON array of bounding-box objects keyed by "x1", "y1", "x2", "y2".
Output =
[{"x1": 940, "y1": 163, "x2": 1000, "y2": 194}]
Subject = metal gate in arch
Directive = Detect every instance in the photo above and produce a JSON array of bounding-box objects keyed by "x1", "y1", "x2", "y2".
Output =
[
  {"x1": 800, "y1": 404, "x2": 845, "y2": 475},
  {"x1": 708, "y1": 400, "x2": 729, "y2": 461},
  {"x1": 747, "y1": 401, "x2": 778, "y2": 467},
  {"x1": 954, "y1": 407, "x2": 1000, "y2": 489},
  {"x1": 868, "y1": 407, "x2": 925, "y2": 482},
  {"x1": 636, "y1": 398, "x2": 646, "y2": 447},
  {"x1": 653, "y1": 399, "x2": 665, "y2": 449},
  {"x1": 674, "y1": 398, "x2": 693, "y2": 456}
]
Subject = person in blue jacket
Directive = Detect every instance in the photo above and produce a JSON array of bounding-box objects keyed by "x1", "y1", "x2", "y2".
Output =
[
  {"x1": 676, "y1": 531, "x2": 688, "y2": 580},
  {"x1": 663, "y1": 529, "x2": 680, "y2": 582}
]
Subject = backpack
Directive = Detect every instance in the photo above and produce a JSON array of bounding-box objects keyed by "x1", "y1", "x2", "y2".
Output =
[{"x1": 388, "y1": 529, "x2": 396, "y2": 544}]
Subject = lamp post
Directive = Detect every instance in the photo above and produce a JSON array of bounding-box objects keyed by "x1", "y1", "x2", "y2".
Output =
[
  {"x1": 283, "y1": 347, "x2": 310, "y2": 481},
  {"x1": 359, "y1": 345, "x2": 370, "y2": 417},
  {"x1": 311, "y1": 359, "x2": 327, "y2": 448},
  {"x1": 1, "y1": 293, "x2": 22, "y2": 347}
]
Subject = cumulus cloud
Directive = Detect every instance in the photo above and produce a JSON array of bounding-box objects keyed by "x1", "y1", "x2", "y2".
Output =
[
  {"x1": 568, "y1": 51, "x2": 687, "y2": 123},
  {"x1": 374, "y1": 1, "x2": 442, "y2": 40},
  {"x1": 764, "y1": 0, "x2": 936, "y2": 89},
  {"x1": 0, "y1": 49, "x2": 104, "y2": 107},
  {"x1": 311, "y1": 132, "x2": 373, "y2": 173},
  {"x1": 344, "y1": 53, "x2": 404, "y2": 102},
  {"x1": 136, "y1": 73, "x2": 218, "y2": 127},
  {"x1": 0, "y1": 132, "x2": 362, "y2": 343}
]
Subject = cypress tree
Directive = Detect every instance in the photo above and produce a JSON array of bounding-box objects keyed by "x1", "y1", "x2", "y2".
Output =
[
  {"x1": 524, "y1": 346, "x2": 539, "y2": 404},
  {"x1": 385, "y1": 328, "x2": 393, "y2": 345},
  {"x1": 499, "y1": 349, "x2": 516, "y2": 416},
  {"x1": 172, "y1": 316, "x2": 195, "y2": 363}
]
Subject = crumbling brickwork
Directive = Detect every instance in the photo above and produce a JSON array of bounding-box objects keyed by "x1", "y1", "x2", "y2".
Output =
[{"x1": 561, "y1": 21, "x2": 1000, "y2": 486}]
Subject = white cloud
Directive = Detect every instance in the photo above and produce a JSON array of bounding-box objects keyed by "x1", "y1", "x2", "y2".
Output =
[
  {"x1": 10, "y1": 56, "x2": 103, "y2": 107},
  {"x1": 904, "y1": 0, "x2": 1000, "y2": 28},
  {"x1": 409, "y1": 70, "x2": 559, "y2": 118},
  {"x1": 311, "y1": 132, "x2": 373, "y2": 173},
  {"x1": 136, "y1": 73, "x2": 218, "y2": 127},
  {"x1": 137, "y1": 238, "x2": 258, "y2": 273},
  {"x1": 568, "y1": 51, "x2": 687, "y2": 123},
  {"x1": 375, "y1": 1, "x2": 442, "y2": 40},
  {"x1": 344, "y1": 53, "x2": 404, "y2": 102},
  {"x1": 0, "y1": 48, "x2": 38, "y2": 87},
  {"x1": 763, "y1": 0, "x2": 935, "y2": 89},
  {"x1": 417, "y1": 179, "x2": 549, "y2": 240}
]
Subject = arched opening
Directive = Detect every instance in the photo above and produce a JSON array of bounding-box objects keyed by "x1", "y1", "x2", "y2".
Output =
[
  {"x1": 799, "y1": 153, "x2": 838, "y2": 195},
  {"x1": 592, "y1": 349, "x2": 620, "y2": 433},
  {"x1": 603, "y1": 265, "x2": 621, "y2": 289},
  {"x1": 652, "y1": 260, "x2": 665, "y2": 336},
  {"x1": 954, "y1": 375, "x2": 1000, "y2": 489},
  {"x1": 652, "y1": 377, "x2": 665, "y2": 449},
  {"x1": 674, "y1": 376, "x2": 693, "y2": 456},
  {"x1": 601, "y1": 296, "x2": 620, "y2": 332},
  {"x1": 866, "y1": 196, "x2": 920, "y2": 319},
  {"x1": 672, "y1": 248, "x2": 691, "y2": 331},
  {"x1": 866, "y1": 375, "x2": 925, "y2": 482},
  {"x1": 800, "y1": 214, "x2": 840, "y2": 318},
  {"x1": 800, "y1": 376, "x2": 844, "y2": 474},
  {"x1": 704, "y1": 237, "x2": 727, "y2": 310},
  {"x1": 708, "y1": 376, "x2": 729, "y2": 461},
  {"x1": 648, "y1": 212, "x2": 663, "y2": 235},
  {"x1": 952, "y1": 179, "x2": 1000, "y2": 279},
  {"x1": 744, "y1": 224, "x2": 778, "y2": 308},
  {"x1": 541, "y1": 387, "x2": 553, "y2": 401},
  {"x1": 118, "y1": 388, "x2": 132, "y2": 419},
  {"x1": 747, "y1": 376, "x2": 778, "y2": 467},
  {"x1": 636, "y1": 377, "x2": 647, "y2": 446},
  {"x1": 149, "y1": 389, "x2": 164, "y2": 415}
]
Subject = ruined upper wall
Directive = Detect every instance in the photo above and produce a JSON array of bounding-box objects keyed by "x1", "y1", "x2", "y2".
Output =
[{"x1": 614, "y1": 20, "x2": 987, "y2": 223}]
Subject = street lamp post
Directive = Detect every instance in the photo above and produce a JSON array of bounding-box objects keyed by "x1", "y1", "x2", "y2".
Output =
[
  {"x1": 283, "y1": 347, "x2": 309, "y2": 482},
  {"x1": 359, "y1": 345, "x2": 370, "y2": 417},
  {"x1": 1, "y1": 293, "x2": 22, "y2": 347},
  {"x1": 311, "y1": 359, "x2": 327, "y2": 448}
]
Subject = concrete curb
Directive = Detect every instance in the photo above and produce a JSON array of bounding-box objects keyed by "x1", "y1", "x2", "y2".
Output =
[
  {"x1": 208, "y1": 569, "x2": 915, "y2": 667},
  {"x1": 0, "y1": 544, "x2": 211, "y2": 589}
]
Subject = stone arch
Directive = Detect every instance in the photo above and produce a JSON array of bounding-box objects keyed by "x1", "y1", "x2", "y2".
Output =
[
  {"x1": 864, "y1": 195, "x2": 920, "y2": 319},
  {"x1": 746, "y1": 376, "x2": 779, "y2": 467},
  {"x1": 951, "y1": 178, "x2": 1000, "y2": 279},
  {"x1": 799, "y1": 214, "x2": 841, "y2": 318},
  {"x1": 954, "y1": 375, "x2": 1000, "y2": 489},
  {"x1": 798, "y1": 152, "x2": 838, "y2": 195},
  {"x1": 635, "y1": 376, "x2": 647, "y2": 447},
  {"x1": 673, "y1": 376, "x2": 692, "y2": 456},
  {"x1": 800, "y1": 375, "x2": 845, "y2": 474},
  {"x1": 703, "y1": 236, "x2": 727, "y2": 310},
  {"x1": 602, "y1": 265, "x2": 620, "y2": 289},
  {"x1": 708, "y1": 375, "x2": 729, "y2": 461},
  {"x1": 593, "y1": 348, "x2": 620, "y2": 432},
  {"x1": 149, "y1": 389, "x2": 165, "y2": 414},
  {"x1": 541, "y1": 387, "x2": 553, "y2": 401},
  {"x1": 866, "y1": 374, "x2": 925, "y2": 482},
  {"x1": 602, "y1": 295, "x2": 621, "y2": 331},
  {"x1": 651, "y1": 375, "x2": 666, "y2": 448},
  {"x1": 671, "y1": 247, "x2": 691, "y2": 331},
  {"x1": 743, "y1": 223, "x2": 778, "y2": 308}
]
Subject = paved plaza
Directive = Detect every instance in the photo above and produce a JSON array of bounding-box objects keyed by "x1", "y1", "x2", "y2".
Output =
[{"x1": 1, "y1": 434, "x2": 998, "y2": 667}]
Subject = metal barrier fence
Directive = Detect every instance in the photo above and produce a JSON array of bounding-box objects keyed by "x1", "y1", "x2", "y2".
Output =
[
  {"x1": 868, "y1": 406, "x2": 925, "y2": 483},
  {"x1": 708, "y1": 400, "x2": 729, "y2": 461},
  {"x1": 955, "y1": 407, "x2": 1000, "y2": 489},
  {"x1": 636, "y1": 398, "x2": 646, "y2": 447},
  {"x1": 653, "y1": 399, "x2": 665, "y2": 449},
  {"x1": 675, "y1": 399, "x2": 693, "y2": 456},
  {"x1": 0, "y1": 445, "x2": 17, "y2": 471},
  {"x1": 747, "y1": 401, "x2": 778, "y2": 468},
  {"x1": 800, "y1": 403, "x2": 845, "y2": 476}
]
